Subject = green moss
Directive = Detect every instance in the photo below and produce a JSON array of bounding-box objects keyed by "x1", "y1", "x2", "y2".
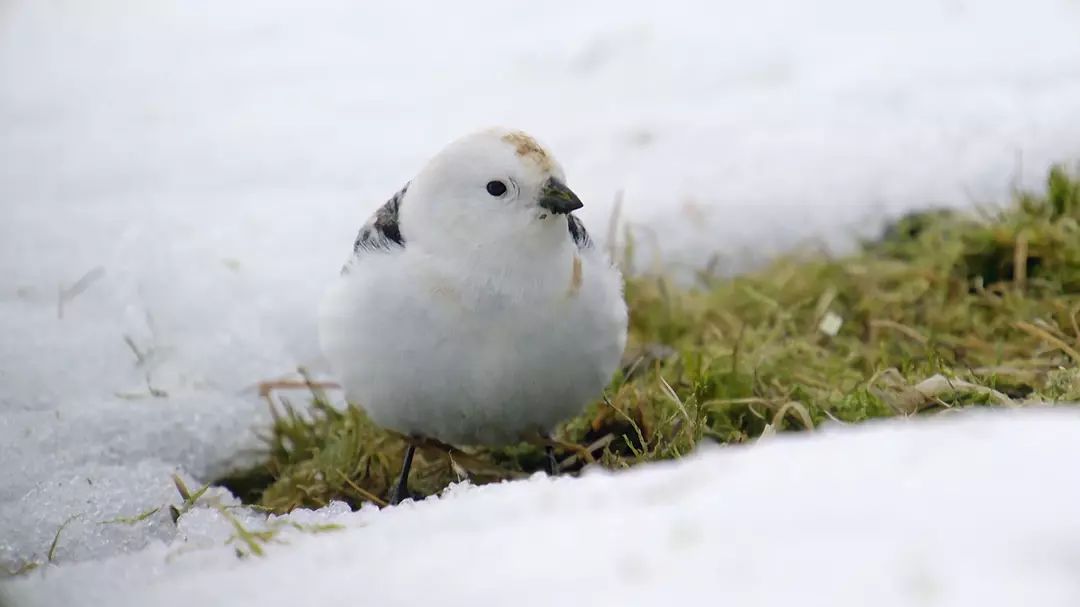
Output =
[{"x1": 219, "y1": 165, "x2": 1080, "y2": 513}]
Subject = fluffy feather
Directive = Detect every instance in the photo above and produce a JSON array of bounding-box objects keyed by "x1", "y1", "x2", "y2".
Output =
[{"x1": 318, "y1": 128, "x2": 627, "y2": 446}]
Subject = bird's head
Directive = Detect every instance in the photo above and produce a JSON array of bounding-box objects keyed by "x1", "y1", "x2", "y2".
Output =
[{"x1": 399, "y1": 128, "x2": 584, "y2": 255}]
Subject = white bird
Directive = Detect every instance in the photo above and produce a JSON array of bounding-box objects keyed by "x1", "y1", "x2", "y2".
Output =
[{"x1": 318, "y1": 128, "x2": 628, "y2": 503}]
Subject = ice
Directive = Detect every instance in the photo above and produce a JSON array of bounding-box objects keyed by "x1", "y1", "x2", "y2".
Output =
[
  {"x1": 5, "y1": 410, "x2": 1080, "y2": 606},
  {"x1": 3, "y1": 0, "x2": 1080, "y2": 581}
]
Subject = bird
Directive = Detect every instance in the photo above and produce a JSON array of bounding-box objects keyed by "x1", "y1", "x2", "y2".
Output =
[{"x1": 317, "y1": 128, "x2": 628, "y2": 504}]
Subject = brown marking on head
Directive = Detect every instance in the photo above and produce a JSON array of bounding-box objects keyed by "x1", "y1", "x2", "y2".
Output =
[
  {"x1": 502, "y1": 130, "x2": 553, "y2": 172},
  {"x1": 567, "y1": 254, "x2": 583, "y2": 297}
]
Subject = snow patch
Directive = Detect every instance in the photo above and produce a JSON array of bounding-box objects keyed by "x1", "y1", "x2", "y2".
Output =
[{"x1": 4, "y1": 411, "x2": 1080, "y2": 606}]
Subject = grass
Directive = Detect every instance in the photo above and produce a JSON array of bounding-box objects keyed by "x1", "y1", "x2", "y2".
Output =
[{"x1": 218, "y1": 165, "x2": 1080, "y2": 513}]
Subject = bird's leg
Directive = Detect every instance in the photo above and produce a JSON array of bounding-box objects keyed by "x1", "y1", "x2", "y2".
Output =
[
  {"x1": 389, "y1": 443, "x2": 417, "y2": 505},
  {"x1": 544, "y1": 444, "x2": 559, "y2": 476},
  {"x1": 540, "y1": 432, "x2": 560, "y2": 476}
]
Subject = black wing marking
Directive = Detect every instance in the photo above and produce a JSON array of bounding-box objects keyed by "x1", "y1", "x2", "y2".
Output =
[
  {"x1": 342, "y1": 183, "x2": 408, "y2": 273},
  {"x1": 354, "y1": 183, "x2": 407, "y2": 252},
  {"x1": 567, "y1": 214, "x2": 592, "y2": 250}
]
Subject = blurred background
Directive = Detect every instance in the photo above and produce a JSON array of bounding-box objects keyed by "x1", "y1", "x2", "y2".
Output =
[
  {"x1": 2, "y1": 0, "x2": 1080, "y2": 569},
  {"x1": 5, "y1": 0, "x2": 1079, "y2": 390}
]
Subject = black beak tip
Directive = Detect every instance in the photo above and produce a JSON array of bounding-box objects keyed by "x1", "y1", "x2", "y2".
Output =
[{"x1": 540, "y1": 178, "x2": 584, "y2": 215}]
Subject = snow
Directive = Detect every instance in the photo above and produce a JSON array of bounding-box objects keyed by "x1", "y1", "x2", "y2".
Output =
[
  {"x1": 2, "y1": 0, "x2": 1080, "y2": 599},
  {"x1": 5, "y1": 410, "x2": 1080, "y2": 606}
]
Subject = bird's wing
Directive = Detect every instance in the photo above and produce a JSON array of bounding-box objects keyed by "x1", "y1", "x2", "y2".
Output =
[
  {"x1": 342, "y1": 183, "x2": 408, "y2": 273},
  {"x1": 567, "y1": 214, "x2": 592, "y2": 250}
]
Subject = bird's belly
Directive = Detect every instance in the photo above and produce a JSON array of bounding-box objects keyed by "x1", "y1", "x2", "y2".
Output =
[{"x1": 319, "y1": 260, "x2": 622, "y2": 446}]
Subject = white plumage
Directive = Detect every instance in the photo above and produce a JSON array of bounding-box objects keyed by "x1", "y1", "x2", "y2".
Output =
[{"x1": 318, "y1": 128, "x2": 627, "y2": 447}]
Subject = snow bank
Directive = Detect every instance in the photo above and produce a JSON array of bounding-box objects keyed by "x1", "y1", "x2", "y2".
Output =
[
  {"x1": 5, "y1": 410, "x2": 1080, "y2": 606},
  {"x1": 3, "y1": 0, "x2": 1080, "y2": 576}
]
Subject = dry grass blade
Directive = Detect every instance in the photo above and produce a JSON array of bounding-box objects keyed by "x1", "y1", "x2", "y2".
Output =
[
  {"x1": 1014, "y1": 320, "x2": 1080, "y2": 362},
  {"x1": 57, "y1": 266, "x2": 105, "y2": 319},
  {"x1": 869, "y1": 320, "x2": 929, "y2": 345},
  {"x1": 1013, "y1": 230, "x2": 1029, "y2": 289},
  {"x1": 334, "y1": 470, "x2": 388, "y2": 507},
  {"x1": 771, "y1": 401, "x2": 815, "y2": 430},
  {"x1": 658, "y1": 375, "x2": 692, "y2": 425},
  {"x1": 48, "y1": 515, "x2": 80, "y2": 563},
  {"x1": 557, "y1": 433, "x2": 616, "y2": 471}
]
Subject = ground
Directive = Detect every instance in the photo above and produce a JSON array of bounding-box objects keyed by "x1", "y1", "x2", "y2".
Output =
[
  {"x1": 6, "y1": 410, "x2": 1080, "y2": 606},
  {"x1": 2, "y1": 0, "x2": 1080, "y2": 603}
]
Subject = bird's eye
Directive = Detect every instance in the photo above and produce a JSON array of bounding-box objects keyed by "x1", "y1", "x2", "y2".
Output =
[{"x1": 486, "y1": 180, "x2": 508, "y2": 197}]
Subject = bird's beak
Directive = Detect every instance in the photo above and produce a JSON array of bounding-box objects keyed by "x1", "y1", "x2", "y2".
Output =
[{"x1": 538, "y1": 178, "x2": 584, "y2": 215}]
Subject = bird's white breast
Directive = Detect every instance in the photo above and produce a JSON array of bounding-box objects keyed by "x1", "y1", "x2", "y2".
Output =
[{"x1": 318, "y1": 240, "x2": 627, "y2": 446}]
